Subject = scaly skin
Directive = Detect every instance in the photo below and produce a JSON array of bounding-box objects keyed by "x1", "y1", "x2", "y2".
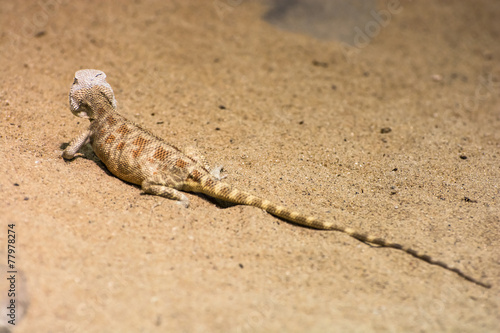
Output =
[{"x1": 63, "y1": 69, "x2": 490, "y2": 288}]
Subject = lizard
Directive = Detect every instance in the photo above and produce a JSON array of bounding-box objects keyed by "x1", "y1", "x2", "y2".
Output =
[{"x1": 62, "y1": 69, "x2": 491, "y2": 289}]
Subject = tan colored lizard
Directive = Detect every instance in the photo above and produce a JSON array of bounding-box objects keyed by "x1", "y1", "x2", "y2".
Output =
[{"x1": 63, "y1": 69, "x2": 490, "y2": 288}]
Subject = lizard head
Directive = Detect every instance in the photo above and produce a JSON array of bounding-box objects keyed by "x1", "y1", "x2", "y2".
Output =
[{"x1": 69, "y1": 69, "x2": 117, "y2": 119}]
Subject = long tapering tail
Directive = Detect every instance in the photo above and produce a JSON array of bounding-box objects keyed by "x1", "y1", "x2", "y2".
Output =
[{"x1": 184, "y1": 176, "x2": 491, "y2": 288}]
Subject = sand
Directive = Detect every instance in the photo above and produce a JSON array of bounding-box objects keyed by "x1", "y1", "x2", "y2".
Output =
[{"x1": 0, "y1": 1, "x2": 499, "y2": 332}]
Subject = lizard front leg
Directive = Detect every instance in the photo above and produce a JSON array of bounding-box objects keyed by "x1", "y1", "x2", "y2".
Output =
[
  {"x1": 62, "y1": 130, "x2": 91, "y2": 160},
  {"x1": 142, "y1": 179, "x2": 190, "y2": 208}
]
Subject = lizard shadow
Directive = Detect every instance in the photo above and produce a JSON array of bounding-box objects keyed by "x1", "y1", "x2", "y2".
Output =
[
  {"x1": 201, "y1": 196, "x2": 238, "y2": 209},
  {"x1": 139, "y1": 189, "x2": 238, "y2": 209}
]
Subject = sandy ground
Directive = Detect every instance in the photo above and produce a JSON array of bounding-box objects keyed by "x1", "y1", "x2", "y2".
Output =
[{"x1": 0, "y1": 0, "x2": 499, "y2": 332}]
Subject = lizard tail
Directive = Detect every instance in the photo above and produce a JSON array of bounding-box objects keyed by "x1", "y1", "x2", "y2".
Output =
[{"x1": 186, "y1": 175, "x2": 491, "y2": 288}]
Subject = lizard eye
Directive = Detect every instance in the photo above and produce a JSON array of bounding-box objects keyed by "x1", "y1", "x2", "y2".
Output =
[
  {"x1": 95, "y1": 73, "x2": 102, "y2": 77},
  {"x1": 73, "y1": 78, "x2": 77, "y2": 84}
]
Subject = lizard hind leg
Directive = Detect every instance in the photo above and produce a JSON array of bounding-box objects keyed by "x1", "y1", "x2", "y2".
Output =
[{"x1": 142, "y1": 179, "x2": 190, "y2": 208}]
